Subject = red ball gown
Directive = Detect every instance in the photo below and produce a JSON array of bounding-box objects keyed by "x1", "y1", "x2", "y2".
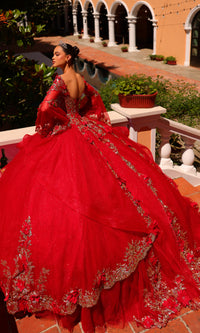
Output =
[{"x1": 0, "y1": 76, "x2": 200, "y2": 332}]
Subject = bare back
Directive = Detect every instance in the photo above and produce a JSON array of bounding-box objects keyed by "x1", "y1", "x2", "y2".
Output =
[{"x1": 61, "y1": 71, "x2": 85, "y2": 100}]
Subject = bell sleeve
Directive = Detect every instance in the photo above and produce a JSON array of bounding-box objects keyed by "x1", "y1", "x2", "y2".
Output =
[{"x1": 35, "y1": 77, "x2": 70, "y2": 137}]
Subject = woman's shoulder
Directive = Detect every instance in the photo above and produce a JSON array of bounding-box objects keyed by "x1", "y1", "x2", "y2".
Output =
[{"x1": 50, "y1": 75, "x2": 68, "y2": 93}]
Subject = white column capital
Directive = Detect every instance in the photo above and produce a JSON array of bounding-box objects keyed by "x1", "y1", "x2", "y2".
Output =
[
  {"x1": 151, "y1": 19, "x2": 158, "y2": 27},
  {"x1": 93, "y1": 13, "x2": 100, "y2": 19},
  {"x1": 184, "y1": 26, "x2": 192, "y2": 33},
  {"x1": 107, "y1": 14, "x2": 115, "y2": 22},
  {"x1": 126, "y1": 15, "x2": 137, "y2": 24},
  {"x1": 82, "y1": 10, "x2": 87, "y2": 18}
]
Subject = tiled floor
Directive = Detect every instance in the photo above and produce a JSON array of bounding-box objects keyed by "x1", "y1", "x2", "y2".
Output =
[
  {"x1": 12, "y1": 307, "x2": 200, "y2": 333},
  {"x1": 2, "y1": 36, "x2": 200, "y2": 332}
]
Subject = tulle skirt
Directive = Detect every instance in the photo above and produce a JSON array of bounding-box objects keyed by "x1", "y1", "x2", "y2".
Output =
[{"x1": 0, "y1": 118, "x2": 200, "y2": 331}]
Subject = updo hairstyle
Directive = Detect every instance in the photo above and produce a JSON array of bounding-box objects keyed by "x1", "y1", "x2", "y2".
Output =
[{"x1": 58, "y1": 42, "x2": 80, "y2": 65}]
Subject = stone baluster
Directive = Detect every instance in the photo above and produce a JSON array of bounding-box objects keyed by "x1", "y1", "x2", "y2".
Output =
[
  {"x1": 159, "y1": 129, "x2": 173, "y2": 168},
  {"x1": 180, "y1": 137, "x2": 196, "y2": 175}
]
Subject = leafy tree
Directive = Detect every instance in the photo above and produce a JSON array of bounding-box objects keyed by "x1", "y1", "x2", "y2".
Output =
[
  {"x1": 0, "y1": 9, "x2": 56, "y2": 130},
  {"x1": 0, "y1": 9, "x2": 45, "y2": 47}
]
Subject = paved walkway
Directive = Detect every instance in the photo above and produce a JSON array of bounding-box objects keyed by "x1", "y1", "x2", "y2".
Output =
[{"x1": 3, "y1": 36, "x2": 200, "y2": 333}]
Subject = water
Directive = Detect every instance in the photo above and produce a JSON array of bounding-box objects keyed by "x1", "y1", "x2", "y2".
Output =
[
  {"x1": 74, "y1": 57, "x2": 116, "y2": 90},
  {"x1": 44, "y1": 52, "x2": 116, "y2": 90}
]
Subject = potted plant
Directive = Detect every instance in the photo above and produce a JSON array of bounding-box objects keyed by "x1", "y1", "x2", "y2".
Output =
[
  {"x1": 90, "y1": 38, "x2": 94, "y2": 43},
  {"x1": 121, "y1": 46, "x2": 128, "y2": 52},
  {"x1": 155, "y1": 54, "x2": 165, "y2": 61},
  {"x1": 78, "y1": 34, "x2": 82, "y2": 39},
  {"x1": 149, "y1": 54, "x2": 157, "y2": 61},
  {"x1": 164, "y1": 56, "x2": 176, "y2": 65},
  {"x1": 113, "y1": 74, "x2": 158, "y2": 108},
  {"x1": 102, "y1": 41, "x2": 107, "y2": 47}
]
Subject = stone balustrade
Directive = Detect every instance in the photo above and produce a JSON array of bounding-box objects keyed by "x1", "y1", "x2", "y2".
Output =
[{"x1": 110, "y1": 103, "x2": 200, "y2": 186}]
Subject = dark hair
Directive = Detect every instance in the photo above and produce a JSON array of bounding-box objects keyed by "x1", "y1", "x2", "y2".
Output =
[{"x1": 58, "y1": 42, "x2": 79, "y2": 65}]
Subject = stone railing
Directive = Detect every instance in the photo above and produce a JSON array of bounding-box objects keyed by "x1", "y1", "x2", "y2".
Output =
[
  {"x1": 1, "y1": 107, "x2": 200, "y2": 186},
  {"x1": 111, "y1": 104, "x2": 200, "y2": 186}
]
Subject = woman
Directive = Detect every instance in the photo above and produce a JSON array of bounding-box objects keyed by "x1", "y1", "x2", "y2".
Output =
[{"x1": 0, "y1": 42, "x2": 200, "y2": 332}]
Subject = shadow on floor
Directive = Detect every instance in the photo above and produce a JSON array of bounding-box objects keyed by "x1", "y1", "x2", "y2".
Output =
[{"x1": 0, "y1": 291, "x2": 18, "y2": 333}]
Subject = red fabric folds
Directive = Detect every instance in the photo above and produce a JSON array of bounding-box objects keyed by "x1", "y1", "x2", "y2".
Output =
[{"x1": 0, "y1": 76, "x2": 200, "y2": 332}]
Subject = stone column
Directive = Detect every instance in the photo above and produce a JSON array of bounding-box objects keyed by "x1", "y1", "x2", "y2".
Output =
[
  {"x1": 82, "y1": 10, "x2": 89, "y2": 39},
  {"x1": 152, "y1": 20, "x2": 158, "y2": 55},
  {"x1": 184, "y1": 27, "x2": 192, "y2": 66},
  {"x1": 94, "y1": 13, "x2": 101, "y2": 43},
  {"x1": 72, "y1": 8, "x2": 78, "y2": 35},
  {"x1": 127, "y1": 16, "x2": 138, "y2": 52},
  {"x1": 107, "y1": 14, "x2": 116, "y2": 47}
]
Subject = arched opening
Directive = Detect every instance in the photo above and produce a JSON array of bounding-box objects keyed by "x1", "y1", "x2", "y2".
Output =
[
  {"x1": 77, "y1": 2, "x2": 83, "y2": 34},
  {"x1": 136, "y1": 5, "x2": 153, "y2": 49},
  {"x1": 190, "y1": 10, "x2": 200, "y2": 67},
  {"x1": 64, "y1": 1, "x2": 73, "y2": 35},
  {"x1": 87, "y1": 3, "x2": 94, "y2": 37},
  {"x1": 99, "y1": 4, "x2": 108, "y2": 40},
  {"x1": 114, "y1": 4, "x2": 128, "y2": 44}
]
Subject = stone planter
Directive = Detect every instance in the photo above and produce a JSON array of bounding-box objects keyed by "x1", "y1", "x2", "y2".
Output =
[{"x1": 118, "y1": 92, "x2": 158, "y2": 108}]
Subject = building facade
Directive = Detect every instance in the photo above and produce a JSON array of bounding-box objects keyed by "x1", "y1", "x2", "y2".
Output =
[{"x1": 58, "y1": 0, "x2": 200, "y2": 67}]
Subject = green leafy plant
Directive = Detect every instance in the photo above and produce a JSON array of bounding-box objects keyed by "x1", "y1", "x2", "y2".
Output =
[
  {"x1": 0, "y1": 50, "x2": 56, "y2": 130},
  {"x1": 99, "y1": 75, "x2": 200, "y2": 127},
  {"x1": 121, "y1": 46, "x2": 128, "y2": 52},
  {"x1": 0, "y1": 9, "x2": 45, "y2": 47},
  {"x1": 102, "y1": 41, "x2": 107, "y2": 47},
  {"x1": 26, "y1": 0, "x2": 66, "y2": 34},
  {"x1": 112, "y1": 74, "x2": 158, "y2": 96},
  {"x1": 149, "y1": 54, "x2": 157, "y2": 60},
  {"x1": 155, "y1": 55, "x2": 165, "y2": 61},
  {"x1": 164, "y1": 56, "x2": 176, "y2": 64}
]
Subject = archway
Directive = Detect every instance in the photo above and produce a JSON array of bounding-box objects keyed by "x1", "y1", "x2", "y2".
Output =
[
  {"x1": 190, "y1": 10, "x2": 200, "y2": 67},
  {"x1": 136, "y1": 5, "x2": 153, "y2": 49},
  {"x1": 114, "y1": 4, "x2": 128, "y2": 44},
  {"x1": 99, "y1": 4, "x2": 108, "y2": 40},
  {"x1": 87, "y1": 3, "x2": 94, "y2": 36},
  {"x1": 77, "y1": 2, "x2": 83, "y2": 34},
  {"x1": 64, "y1": 1, "x2": 73, "y2": 35}
]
